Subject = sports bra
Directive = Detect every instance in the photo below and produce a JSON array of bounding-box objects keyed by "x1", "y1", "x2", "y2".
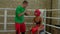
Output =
[{"x1": 34, "y1": 17, "x2": 42, "y2": 25}]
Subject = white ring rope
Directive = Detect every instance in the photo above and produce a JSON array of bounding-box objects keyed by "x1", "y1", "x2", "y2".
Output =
[
  {"x1": 46, "y1": 31, "x2": 51, "y2": 34},
  {"x1": 46, "y1": 24, "x2": 60, "y2": 29},
  {"x1": 0, "y1": 8, "x2": 60, "y2": 11},
  {"x1": 45, "y1": 17, "x2": 60, "y2": 19},
  {"x1": 0, "y1": 15, "x2": 60, "y2": 19}
]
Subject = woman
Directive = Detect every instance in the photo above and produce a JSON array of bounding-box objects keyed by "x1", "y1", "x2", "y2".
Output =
[{"x1": 30, "y1": 9, "x2": 44, "y2": 34}]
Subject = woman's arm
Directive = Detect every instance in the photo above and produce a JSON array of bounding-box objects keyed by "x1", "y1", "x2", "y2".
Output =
[
  {"x1": 32, "y1": 18, "x2": 35, "y2": 27},
  {"x1": 30, "y1": 18, "x2": 35, "y2": 29}
]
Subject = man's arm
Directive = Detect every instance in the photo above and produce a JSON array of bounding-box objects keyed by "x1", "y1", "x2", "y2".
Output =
[{"x1": 18, "y1": 11, "x2": 26, "y2": 16}]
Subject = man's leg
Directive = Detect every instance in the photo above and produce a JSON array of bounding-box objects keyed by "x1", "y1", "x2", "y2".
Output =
[
  {"x1": 20, "y1": 23, "x2": 26, "y2": 34},
  {"x1": 21, "y1": 32, "x2": 25, "y2": 34},
  {"x1": 15, "y1": 23, "x2": 20, "y2": 34}
]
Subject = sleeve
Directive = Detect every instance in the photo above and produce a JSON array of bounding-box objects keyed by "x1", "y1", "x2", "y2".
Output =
[{"x1": 16, "y1": 6, "x2": 22, "y2": 15}]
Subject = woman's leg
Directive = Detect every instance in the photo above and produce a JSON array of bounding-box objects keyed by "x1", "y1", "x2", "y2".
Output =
[{"x1": 39, "y1": 30, "x2": 44, "y2": 34}]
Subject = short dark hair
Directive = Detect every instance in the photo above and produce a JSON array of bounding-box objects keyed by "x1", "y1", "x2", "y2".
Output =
[{"x1": 23, "y1": 1, "x2": 28, "y2": 4}]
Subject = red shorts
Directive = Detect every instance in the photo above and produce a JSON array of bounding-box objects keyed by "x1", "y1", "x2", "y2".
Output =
[{"x1": 15, "y1": 22, "x2": 26, "y2": 32}]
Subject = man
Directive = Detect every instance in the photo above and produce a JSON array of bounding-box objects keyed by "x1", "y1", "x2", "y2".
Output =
[{"x1": 15, "y1": 1, "x2": 28, "y2": 34}]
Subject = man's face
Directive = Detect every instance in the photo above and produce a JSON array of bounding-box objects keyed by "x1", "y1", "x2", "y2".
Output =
[{"x1": 23, "y1": 3, "x2": 28, "y2": 8}]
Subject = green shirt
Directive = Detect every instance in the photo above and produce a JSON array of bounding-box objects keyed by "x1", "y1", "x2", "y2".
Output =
[{"x1": 15, "y1": 5, "x2": 25, "y2": 23}]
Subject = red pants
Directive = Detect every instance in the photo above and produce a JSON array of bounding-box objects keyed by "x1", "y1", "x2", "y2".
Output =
[{"x1": 15, "y1": 23, "x2": 26, "y2": 34}]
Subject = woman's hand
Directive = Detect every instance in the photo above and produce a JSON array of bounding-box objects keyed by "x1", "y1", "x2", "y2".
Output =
[{"x1": 38, "y1": 25, "x2": 44, "y2": 31}]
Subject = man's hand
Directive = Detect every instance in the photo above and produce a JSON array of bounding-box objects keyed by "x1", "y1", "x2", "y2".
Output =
[
  {"x1": 18, "y1": 11, "x2": 31, "y2": 16},
  {"x1": 24, "y1": 11, "x2": 31, "y2": 16},
  {"x1": 18, "y1": 11, "x2": 26, "y2": 16}
]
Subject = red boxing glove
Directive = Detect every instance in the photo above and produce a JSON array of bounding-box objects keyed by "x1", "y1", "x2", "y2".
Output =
[{"x1": 31, "y1": 26, "x2": 39, "y2": 34}]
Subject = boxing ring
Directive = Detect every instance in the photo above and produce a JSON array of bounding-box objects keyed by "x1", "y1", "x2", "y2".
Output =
[{"x1": 0, "y1": 8, "x2": 60, "y2": 34}]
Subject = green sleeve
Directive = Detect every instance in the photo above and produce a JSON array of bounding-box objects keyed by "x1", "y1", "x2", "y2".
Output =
[{"x1": 16, "y1": 6, "x2": 22, "y2": 15}]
